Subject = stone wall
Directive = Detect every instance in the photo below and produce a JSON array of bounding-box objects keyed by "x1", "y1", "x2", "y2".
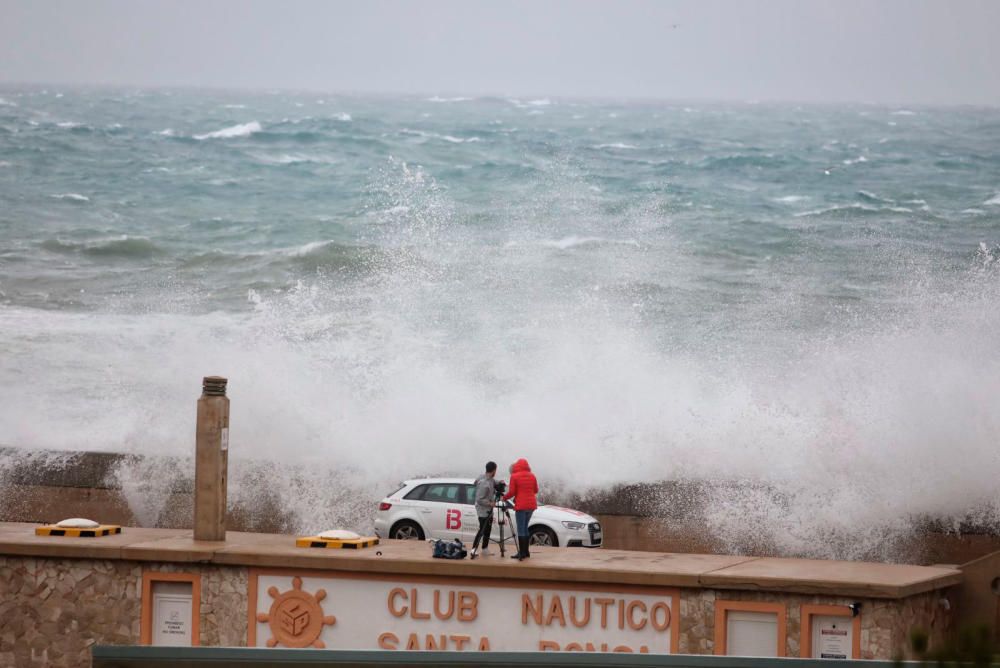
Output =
[
  {"x1": 0, "y1": 556, "x2": 249, "y2": 667},
  {"x1": 677, "y1": 588, "x2": 953, "y2": 659},
  {"x1": 0, "y1": 553, "x2": 955, "y2": 666},
  {"x1": 0, "y1": 556, "x2": 140, "y2": 667}
]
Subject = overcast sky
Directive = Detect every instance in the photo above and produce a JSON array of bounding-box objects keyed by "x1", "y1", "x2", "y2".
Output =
[{"x1": 2, "y1": 0, "x2": 998, "y2": 105}]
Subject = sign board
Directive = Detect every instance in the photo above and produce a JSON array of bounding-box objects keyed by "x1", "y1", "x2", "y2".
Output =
[
  {"x1": 811, "y1": 615, "x2": 851, "y2": 660},
  {"x1": 250, "y1": 571, "x2": 678, "y2": 654},
  {"x1": 151, "y1": 581, "x2": 194, "y2": 646}
]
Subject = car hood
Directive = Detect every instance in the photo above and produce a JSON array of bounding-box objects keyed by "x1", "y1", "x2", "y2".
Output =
[{"x1": 533, "y1": 505, "x2": 598, "y2": 524}]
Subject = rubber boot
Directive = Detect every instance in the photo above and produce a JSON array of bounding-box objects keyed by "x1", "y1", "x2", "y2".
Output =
[
  {"x1": 511, "y1": 536, "x2": 525, "y2": 560},
  {"x1": 523, "y1": 537, "x2": 530, "y2": 559}
]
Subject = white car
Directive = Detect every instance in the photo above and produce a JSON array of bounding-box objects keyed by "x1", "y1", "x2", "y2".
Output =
[{"x1": 373, "y1": 477, "x2": 602, "y2": 548}]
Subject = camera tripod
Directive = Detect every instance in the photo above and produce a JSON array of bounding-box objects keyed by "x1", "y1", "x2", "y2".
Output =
[{"x1": 493, "y1": 498, "x2": 517, "y2": 557}]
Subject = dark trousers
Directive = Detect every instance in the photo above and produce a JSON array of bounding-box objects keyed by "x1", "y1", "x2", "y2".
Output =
[{"x1": 472, "y1": 514, "x2": 493, "y2": 550}]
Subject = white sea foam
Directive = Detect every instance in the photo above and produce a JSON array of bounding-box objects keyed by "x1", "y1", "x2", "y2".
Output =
[
  {"x1": 222, "y1": 104, "x2": 246, "y2": 109},
  {"x1": 427, "y1": 96, "x2": 473, "y2": 103},
  {"x1": 595, "y1": 143, "x2": 638, "y2": 150},
  {"x1": 156, "y1": 128, "x2": 176, "y2": 137},
  {"x1": 193, "y1": 121, "x2": 262, "y2": 140},
  {"x1": 891, "y1": 110, "x2": 917, "y2": 116},
  {"x1": 527, "y1": 98, "x2": 552, "y2": 106},
  {"x1": 255, "y1": 153, "x2": 338, "y2": 166},
  {"x1": 56, "y1": 121, "x2": 82, "y2": 129},
  {"x1": 984, "y1": 193, "x2": 1000, "y2": 206},
  {"x1": 843, "y1": 155, "x2": 868, "y2": 165},
  {"x1": 773, "y1": 195, "x2": 810, "y2": 203},
  {"x1": 0, "y1": 97, "x2": 16, "y2": 107},
  {"x1": 50, "y1": 193, "x2": 90, "y2": 202},
  {"x1": 506, "y1": 236, "x2": 641, "y2": 250},
  {"x1": 333, "y1": 112, "x2": 352, "y2": 122}
]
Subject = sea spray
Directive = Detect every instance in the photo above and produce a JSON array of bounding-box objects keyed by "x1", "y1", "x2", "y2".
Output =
[{"x1": 1, "y1": 88, "x2": 999, "y2": 560}]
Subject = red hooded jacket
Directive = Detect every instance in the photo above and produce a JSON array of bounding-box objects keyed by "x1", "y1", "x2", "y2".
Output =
[{"x1": 502, "y1": 458, "x2": 538, "y2": 511}]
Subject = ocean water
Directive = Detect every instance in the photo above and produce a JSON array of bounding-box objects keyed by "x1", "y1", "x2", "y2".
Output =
[{"x1": 1, "y1": 86, "x2": 999, "y2": 559}]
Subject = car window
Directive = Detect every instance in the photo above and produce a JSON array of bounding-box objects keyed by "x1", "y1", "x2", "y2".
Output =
[
  {"x1": 403, "y1": 485, "x2": 427, "y2": 500},
  {"x1": 422, "y1": 484, "x2": 462, "y2": 503},
  {"x1": 385, "y1": 483, "x2": 406, "y2": 498},
  {"x1": 463, "y1": 485, "x2": 476, "y2": 505}
]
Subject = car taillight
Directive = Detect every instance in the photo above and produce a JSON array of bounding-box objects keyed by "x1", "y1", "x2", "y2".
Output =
[{"x1": 378, "y1": 502, "x2": 392, "y2": 511}]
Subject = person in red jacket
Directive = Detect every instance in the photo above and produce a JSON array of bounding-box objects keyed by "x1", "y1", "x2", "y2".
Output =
[{"x1": 502, "y1": 458, "x2": 538, "y2": 561}]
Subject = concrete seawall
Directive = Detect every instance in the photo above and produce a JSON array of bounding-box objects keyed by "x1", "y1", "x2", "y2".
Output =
[{"x1": 3, "y1": 447, "x2": 999, "y2": 564}]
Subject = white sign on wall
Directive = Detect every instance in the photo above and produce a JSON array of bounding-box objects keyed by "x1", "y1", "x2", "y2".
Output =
[
  {"x1": 812, "y1": 615, "x2": 852, "y2": 660},
  {"x1": 151, "y1": 585, "x2": 193, "y2": 646},
  {"x1": 250, "y1": 571, "x2": 678, "y2": 654}
]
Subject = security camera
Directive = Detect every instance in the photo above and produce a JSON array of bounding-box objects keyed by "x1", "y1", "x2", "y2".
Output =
[{"x1": 848, "y1": 602, "x2": 862, "y2": 617}]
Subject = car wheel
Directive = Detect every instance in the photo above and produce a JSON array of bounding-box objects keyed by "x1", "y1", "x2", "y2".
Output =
[
  {"x1": 390, "y1": 520, "x2": 424, "y2": 541},
  {"x1": 529, "y1": 526, "x2": 558, "y2": 547}
]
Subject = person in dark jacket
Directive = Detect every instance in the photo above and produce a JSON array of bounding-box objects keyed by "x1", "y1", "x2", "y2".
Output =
[
  {"x1": 470, "y1": 461, "x2": 498, "y2": 559},
  {"x1": 502, "y1": 458, "x2": 538, "y2": 561}
]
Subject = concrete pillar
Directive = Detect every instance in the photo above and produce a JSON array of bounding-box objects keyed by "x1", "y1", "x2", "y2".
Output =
[{"x1": 194, "y1": 376, "x2": 229, "y2": 541}]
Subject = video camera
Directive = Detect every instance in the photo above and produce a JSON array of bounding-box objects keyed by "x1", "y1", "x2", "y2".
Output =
[{"x1": 494, "y1": 479, "x2": 507, "y2": 500}]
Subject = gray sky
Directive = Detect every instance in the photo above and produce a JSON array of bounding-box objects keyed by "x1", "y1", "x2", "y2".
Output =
[{"x1": 2, "y1": 0, "x2": 999, "y2": 105}]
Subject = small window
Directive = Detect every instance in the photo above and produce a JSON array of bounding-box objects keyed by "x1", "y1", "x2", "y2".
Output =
[
  {"x1": 423, "y1": 484, "x2": 461, "y2": 503},
  {"x1": 463, "y1": 485, "x2": 477, "y2": 505},
  {"x1": 404, "y1": 485, "x2": 428, "y2": 500},
  {"x1": 386, "y1": 483, "x2": 407, "y2": 498}
]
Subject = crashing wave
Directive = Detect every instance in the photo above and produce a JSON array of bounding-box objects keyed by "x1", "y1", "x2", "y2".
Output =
[
  {"x1": 194, "y1": 121, "x2": 262, "y2": 140},
  {"x1": 50, "y1": 193, "x2": 90, "y2": 202}
]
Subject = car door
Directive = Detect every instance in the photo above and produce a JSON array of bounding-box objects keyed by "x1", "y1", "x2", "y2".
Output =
[
  {"x1": 460, "y1": 484, "x2": 481, "y2": 542},
  {"x1": 420, "y1": 483, "x2": 466, "y2": 540}
]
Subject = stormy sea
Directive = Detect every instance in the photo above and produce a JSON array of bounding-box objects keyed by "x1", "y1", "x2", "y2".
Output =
[{"x1": 1, "y1": 86, "x2": 999, "y2": 560}]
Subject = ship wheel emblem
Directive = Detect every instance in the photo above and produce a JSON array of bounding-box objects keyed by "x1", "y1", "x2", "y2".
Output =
[{"x1": 256, "y1": 576, "x2": 336, "y2": 648}]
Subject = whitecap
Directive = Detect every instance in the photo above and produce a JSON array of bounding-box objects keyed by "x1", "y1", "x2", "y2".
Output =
[
  {"x1": 773, "y1": 195, "x2": 810, "y2": 203},
  {"x1": 507, "y1": 236, "x2": 640, "y2": 250},
  {"x1": 440, "y1": 135, "x2": 480, "y2": 143},
  {"x1": 0, "y1": 161, "x2": 11, "y2": 168},
  {"x1": 427, "y1": 96, "x2": 472, "y2": 103},
  {"x1": 156, "y1": 128, "x2": 176, "y2": 137},
  {"x1": 193, "y1": 121, "x2": 262, "y2": 140},
  {"x1": 222, "y1": 104, "x2": 246, "y2": 109},
  {"x1": 56, "y1": 121, "x2": 82, "y2": 129},
  {"x1": 333, "y1": 113, "x2": 351, "y2": 122},
  {"x1": 843, "y1": 155, "x2": 868, "y2": 165},
  {"x1": 50, "y1": 193, "x2": 90, "y2": 202},
  {"x1": 891, "y1": 110, "x2": 917, "y2": 116},
  {"x1": 595, "y1": 143, "x2": 638, "y2": 150},
  {"x1": 0, "y1": 97, "x2": 16, "y2": 107},
  {"x1": 527, "y1": 110, "x2": 544, "y2": 115},
  {"x1": 984, "y1": 193, "x2": 1000, "y2": 206},
  {"x1": 527, "y1": 98, "x2": 551, "y2": 106}
]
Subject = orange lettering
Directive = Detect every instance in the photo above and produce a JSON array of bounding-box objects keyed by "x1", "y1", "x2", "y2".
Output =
[
  {"x1": 522, "y1": 593, "x2": 544, "y2": 625},
  {"x1": 425, "y1": 634, "x2": 446, "y2": 650},
  {"x1": 614, "y1": 645, "x2": 633, "y2": 653},
  {"x1": 388, "y1": 588, "x2": 407, "y2": 618},
  {"x1": 627, "y1": 600, "x2": 647, "y2": 630},
  {"x1": 545, "y1": 595, "x2": 566, "y2": 627},
  {"x1": 594, "y1": 598, "x2": 614, "y2": 629},
  {"x1": 450, "y1": 634, "x2": 471, "y2": 651},
  {"x1": 640, "y1": 646, "x2": 650, "y2": 653},
  {"x1": 565, "y1": 642, "x2": 583, "y2": 651},
  {"x1": 585, "y1": 642, "x2": 609, "y2": 652},
  {"x1": 378, "y1": 632, "x2": 399, "y2": 650},
  {"x1": 618, "y1": 599, "x2": 626, "y2": 629},
  {"x1": 434, "y1": 590, "x2": 455, "y2": 620},
  {"x1": 411, "y1": 589, "x2": 430, "y2": 620},
  {"x1": 568, "y1": 596, "x2": 591, "y2": 628},
  {"x1": 406, "y1": 633, "x2": 420, "y2": 650},
  {"x1": 539, "y1": 640, "x2": 560, "y2": 651},
  {"x1": 650, "y1": 602, "x2": 671, "y2": 632},
  {"x1": 478, "y1": 636, "x2": 491, "y2": 651},
  {"x1": 457, "y1": 591, "x2": 478, "y2": 622}
]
